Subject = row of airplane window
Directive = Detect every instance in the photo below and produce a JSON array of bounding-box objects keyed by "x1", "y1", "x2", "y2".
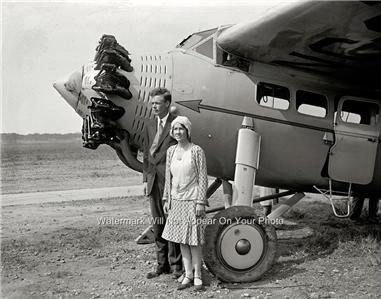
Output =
[{"x1": 257, "y1": 82, "x2": 379, "y2": 126}]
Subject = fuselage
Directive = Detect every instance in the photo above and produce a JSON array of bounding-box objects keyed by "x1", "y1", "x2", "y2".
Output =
[{"x1": 55, "y1": 28, "x2": 381, "y2": 197}]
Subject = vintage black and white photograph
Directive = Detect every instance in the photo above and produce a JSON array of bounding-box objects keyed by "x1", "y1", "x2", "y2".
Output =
[{"x1": 2, "y1": 0, "x2": 381, "y2": 298}]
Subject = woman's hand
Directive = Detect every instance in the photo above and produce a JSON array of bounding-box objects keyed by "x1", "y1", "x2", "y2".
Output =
[
  {"x1": 195, "y1": 203, "x2": 205, "y2": 217},
  {"x1": 163, "y1": 202, "x2": 169, "y2": 214}
]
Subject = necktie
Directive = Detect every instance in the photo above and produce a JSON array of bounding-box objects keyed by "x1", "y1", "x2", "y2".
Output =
[{"x1": 150, "y1": 119, "x2": 164, "y2": 156}]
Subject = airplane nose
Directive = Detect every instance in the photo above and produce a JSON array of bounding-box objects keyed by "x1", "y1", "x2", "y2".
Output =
[{"x1": 53, "y1": 70, "x2": 82, "y2": 111}]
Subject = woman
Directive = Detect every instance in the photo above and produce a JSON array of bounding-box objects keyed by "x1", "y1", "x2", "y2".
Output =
[{"x1": 161, "y1": 116, "x2": 208, "y2": 291}]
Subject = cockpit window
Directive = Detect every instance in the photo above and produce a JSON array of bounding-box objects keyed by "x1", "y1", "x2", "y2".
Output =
[
  {"x1": 177, "y1": 28, "x2": 217, "y2": 49},
  {"x1": 220, "y1": 51, "x2": 250, "y2": 72},
  {"x1": 194, "y1": 38, "x2": 213, "y2": 59}
]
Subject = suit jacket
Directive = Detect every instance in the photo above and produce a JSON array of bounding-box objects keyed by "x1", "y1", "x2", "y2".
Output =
[{"x1": 143, "y1": 113, "x2": 177, "y2": 195}]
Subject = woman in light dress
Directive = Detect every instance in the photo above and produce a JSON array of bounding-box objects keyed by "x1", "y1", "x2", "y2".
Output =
[{"x1": 162, "y1": 116, "x2": 208, "y2": 291}]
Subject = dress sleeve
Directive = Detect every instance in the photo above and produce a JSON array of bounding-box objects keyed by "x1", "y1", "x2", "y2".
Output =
[
  {"x1": 162, "y1": 146, "x2": 174, "y2": 203},
  {"x1": 194, "y1": 145, "x2": 209, "y2": 206}
]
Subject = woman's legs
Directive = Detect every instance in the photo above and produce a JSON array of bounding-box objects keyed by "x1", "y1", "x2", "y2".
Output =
[
  {"x1": 190, "y1": 245, "x2": 203, "y2": 285},
  {"x1": 177, "y1": 244, "x2": 193, "y2": 290},
  {"x1": 180, "y1": 244, "x2": 193, "y2": 282}
]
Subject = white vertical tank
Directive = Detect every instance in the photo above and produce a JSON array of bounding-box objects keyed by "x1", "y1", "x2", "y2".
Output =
[{"x1": 232, "y1": 117, "x2": 261, "y2": 206}]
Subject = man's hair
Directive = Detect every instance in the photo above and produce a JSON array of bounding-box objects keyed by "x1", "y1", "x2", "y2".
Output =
[{"x1": 149, "y1": 87, "x2": 171, "y2": 103}]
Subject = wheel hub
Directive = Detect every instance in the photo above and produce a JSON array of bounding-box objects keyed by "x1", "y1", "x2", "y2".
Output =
[
  {"x1": 218, "y1": 223, "x2": 265, "y2": 270},
  {"x1": 235, "y1": 238, "x2": 251, "y2": 255}
]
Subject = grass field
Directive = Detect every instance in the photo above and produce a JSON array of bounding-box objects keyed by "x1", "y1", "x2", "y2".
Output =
[{"x1": 1, "y1": 134, "x2": 141, "y2": 194}]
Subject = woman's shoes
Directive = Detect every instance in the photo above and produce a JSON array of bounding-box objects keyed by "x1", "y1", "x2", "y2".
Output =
[
  {"x1": 177, "y1": 275, "x2": 204, "y2": 291},
  {"x1": 176, "y1": 273, "x2": 185, "y2": 283},
  {"x1": 194, "y1": 276, "x2": 204, "y2": 291},
  {"x1": 177, "y1": 276, "x2": 193, "y2": 290}
]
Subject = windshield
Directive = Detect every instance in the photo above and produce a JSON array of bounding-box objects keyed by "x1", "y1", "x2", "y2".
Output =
[{"x1": 176, "y1": 28, "x2": 218, "y2": 49}]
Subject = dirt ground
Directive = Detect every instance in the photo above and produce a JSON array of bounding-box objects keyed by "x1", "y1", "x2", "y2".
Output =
[
  {"x1": 1, "y1": 138, "x2": 381, "y2": 298},
  {"x1": 2, "y1": 194, "x2": 381, "y2": 299}
]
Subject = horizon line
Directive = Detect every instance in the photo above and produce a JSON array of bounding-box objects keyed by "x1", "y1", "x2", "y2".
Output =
[{"x1": 0, "y1": 132, "x2": 82, "y2": 136}]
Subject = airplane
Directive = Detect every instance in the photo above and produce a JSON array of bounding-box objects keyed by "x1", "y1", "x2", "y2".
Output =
[{"x1": 53, "y1": 1, "x2": 381, "y2": 283}]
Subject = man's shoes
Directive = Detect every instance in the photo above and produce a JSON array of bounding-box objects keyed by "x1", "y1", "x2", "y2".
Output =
[
  {"x1": 172, "y1": 269, "x2": 184, "y2": 279},
  {"x1": 146, "y1": 268, "x2": 171, "y2": 279}
]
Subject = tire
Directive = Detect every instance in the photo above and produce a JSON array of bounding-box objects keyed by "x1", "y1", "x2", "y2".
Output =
[{"x1": 203, "y1": 206, "x2": 277, "y2": 282}]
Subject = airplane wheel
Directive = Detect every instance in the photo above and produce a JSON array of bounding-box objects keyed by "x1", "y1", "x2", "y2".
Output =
[{"x1": 203, "y1": 206, "x2": 277, "y2": 282}]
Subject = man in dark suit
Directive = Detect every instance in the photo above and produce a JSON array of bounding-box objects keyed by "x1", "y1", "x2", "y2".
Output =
[{"x1": 143, "y1": 87, "x2": 182, "y2": 279}]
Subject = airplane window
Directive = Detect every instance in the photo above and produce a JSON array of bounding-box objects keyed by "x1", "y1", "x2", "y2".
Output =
[
  {"x1": 334, "y1": 111, "x2": 361, "y2": 124},
  {"x1": 339, "y1": 100, "x2": 379, "y2": 125},
  {"x1": 177, "y1": 28, "x2": 218, "y2": 49},
  {"x1": 296, "y1": 90, "x2": 327, "y2": 118},
  {"x1": 221, "y1": 52, "x2": 250, "y2": 72},
  {"x1": 257, "y1": 82, "x2": 290, "y2": 110},
  {"x1": 179, "y1": 35, "x2": 203, "y2": 49},
  {"x1": 194, "y1": 38, "x2": 213, "y2": 59},
  {"x1": 298, "y1": 104, "x2": 327, "y2": 117}
]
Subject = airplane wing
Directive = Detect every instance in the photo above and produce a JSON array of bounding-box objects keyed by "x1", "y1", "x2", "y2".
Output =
[{"x1": 216, "y1": 1, "x2": 381, "y2": 89}]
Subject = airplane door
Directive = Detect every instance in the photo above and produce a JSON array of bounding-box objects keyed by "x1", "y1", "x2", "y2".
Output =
[{"x1": 328, "y1": 97, "x2": 381, "y2": 185}]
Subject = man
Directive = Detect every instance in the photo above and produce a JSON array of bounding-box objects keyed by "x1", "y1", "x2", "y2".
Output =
[
  {"x1": 143, "y1": 87, "x2": 182, "y2": 279},
  {"x1": 350, "y1": 196, "x2": 379, "y2": 224}
]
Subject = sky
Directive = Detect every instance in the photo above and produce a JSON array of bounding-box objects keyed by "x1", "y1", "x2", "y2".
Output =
[{"x1": 1, "y1": 0, "x2": 287, "y2": 134}]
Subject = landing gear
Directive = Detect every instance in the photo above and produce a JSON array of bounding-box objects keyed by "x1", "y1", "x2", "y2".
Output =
[
  {"x1": 202, "y1": 117, "x2": 305, "y2": 283},
  {"x1": 203, "y1": 206, "x2": 277, "y2": 282},
  {"x1": 204, "y1": 117, "x2": 276, "y2": 282}
]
